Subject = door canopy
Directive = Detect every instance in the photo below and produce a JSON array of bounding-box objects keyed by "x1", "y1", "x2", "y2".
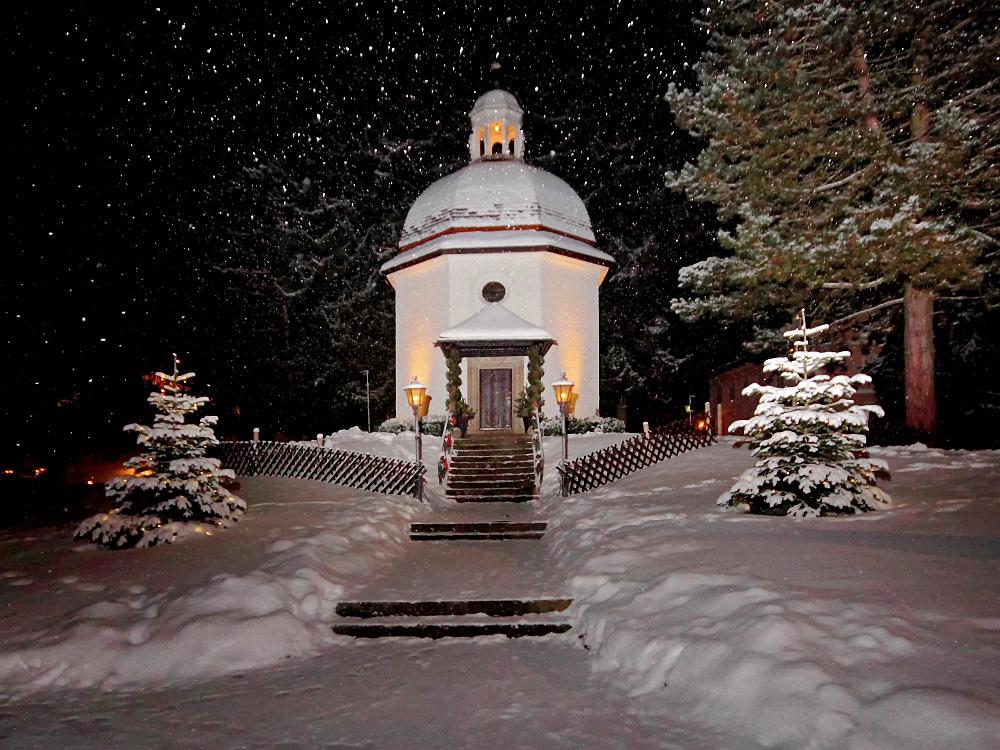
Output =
[{"x1": 435, "y1": 303, "x2": 554, "y2": 358}]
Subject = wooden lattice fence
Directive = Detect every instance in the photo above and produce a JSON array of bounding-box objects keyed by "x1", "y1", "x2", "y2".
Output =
[
  {"x1": 218, "y1": 442, "x2": 425, "y2": 498},
  {"x1": 557, "y1": 422, "x2": 715, "y2": 495}
]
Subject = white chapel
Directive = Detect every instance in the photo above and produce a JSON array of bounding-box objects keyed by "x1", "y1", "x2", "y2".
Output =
[{"x1": 381, "y1": 89, "x2": 614, "y2": 431}]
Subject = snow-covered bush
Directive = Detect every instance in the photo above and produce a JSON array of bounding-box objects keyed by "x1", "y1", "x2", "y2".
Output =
[
  {"x1": 75, "y1": 360, "x2": 245, "y2": 549},
  {"x1": 419, "y1": 414, "x2": 448, "y2": 437},
  {"x1": 541, "y1": 415, "x2": 626, "y2": 436},
  {"x1": 377, "y1": 417, "x2": 410, "y2": 434},
  {"x1": 377, "y1": 414, "x2": 448, "y2": 436},
  {"x1": 719, "y1": 316, "x2": 891, "y2": 517}
]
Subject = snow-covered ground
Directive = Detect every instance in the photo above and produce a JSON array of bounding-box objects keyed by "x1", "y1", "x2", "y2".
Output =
[{"x1": 1, "y1": 430, "x2": 998, "y2": 749}]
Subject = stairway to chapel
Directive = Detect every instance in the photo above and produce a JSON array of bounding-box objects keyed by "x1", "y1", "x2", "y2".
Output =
[
  {"x1": 333, "y1": 436, "x2": 571, "y2": 639},
  {"x1": 445, "y1": 433, "x2": 537, "y2": 504}
]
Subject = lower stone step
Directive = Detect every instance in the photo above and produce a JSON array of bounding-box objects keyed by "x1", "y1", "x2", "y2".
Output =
[
  {"x1": 447, "y1": 495, "x2": 535, "y2": 503},
  {"x1": 335, "y1": 598, "x2": 571, "y2": 618},
  {"x1": 451, "y1": 494, "x2": 535, "y2": 503},
  {"x1": 333, "y1": 598, "x2": 573, "y2": 639},
  {"x1": 332, "y1": 622, "x2": 571, "y2": 639},
  {"x1": 410, "y1": 521, "x2": 546, "y2": 541}
]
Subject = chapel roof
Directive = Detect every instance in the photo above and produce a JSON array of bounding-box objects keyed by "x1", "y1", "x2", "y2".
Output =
[
  {"x1": 470, "y1": 89, "x2": 523, "y2": 117},
  {"x1": 380, "y1": 88, "x2": 614, "y2": 276},
  {"x1": 381, "y1": 160, "x2": 613, "y2": 274}
]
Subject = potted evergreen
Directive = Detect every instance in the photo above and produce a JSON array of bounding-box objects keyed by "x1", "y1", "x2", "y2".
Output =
[
  {"x1": 514, "y1": 387, "x2": 534, "y2": 431},
  {"x1": 452, "y1": 397, "x2": 476, "y2": 437}
]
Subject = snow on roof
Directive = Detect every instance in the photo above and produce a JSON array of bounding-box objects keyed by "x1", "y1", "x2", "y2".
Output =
[
  {"x1": 470, "y1": 89, "x2": 523, "y2": 116},
  {"x1": 399, "y1": 161, "x2": 596, "y2": 251},
  {"x1": 380, "y1": 228, "x2": 614, "y2": 274},
  {"x1": 437, "y1": 303, "x2": 553, "y2": 343}
]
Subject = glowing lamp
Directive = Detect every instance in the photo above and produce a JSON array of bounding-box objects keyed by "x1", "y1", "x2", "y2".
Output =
[
  {"x1": 553, "y1": 373, "x2": 575, "y2": 496},
  {"x1": 404, "y1": 375, "x2": 427, "y2": 409},
  {"x1": 403, "y1": 375, "x2": 427, "y2": 501},
  {"x1": 552, "y1": 373, "x2": 574, "y2": 407}
]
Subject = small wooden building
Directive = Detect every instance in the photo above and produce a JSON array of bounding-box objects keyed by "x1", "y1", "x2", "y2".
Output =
[{"x1": 709, "y1": 344, "x2": 879, "y2": 436}]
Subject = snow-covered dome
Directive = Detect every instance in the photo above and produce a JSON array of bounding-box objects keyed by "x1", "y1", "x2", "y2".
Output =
[
  {"x1": 402, "y1": 160, "x2": 595, "y2": 247},
  {"x1": 380, "y1": 89, "x2": 614, "y2": 274}
]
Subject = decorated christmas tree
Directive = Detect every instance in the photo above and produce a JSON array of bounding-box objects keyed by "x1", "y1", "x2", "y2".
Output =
[
  {"x1": 75, "y1": 357, "x2": 245, "y2": 549},
  {"x1": 719, "y1": 312, "x2": 892, "y2": 517}
]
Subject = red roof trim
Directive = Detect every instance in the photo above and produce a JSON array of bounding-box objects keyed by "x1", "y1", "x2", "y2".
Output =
[
  {"x1": 399, "y1": 224, "x2": 597, "y2": 253},
  {"x1": 383, "y1": 244, "x2": 613, "y2": 276}
]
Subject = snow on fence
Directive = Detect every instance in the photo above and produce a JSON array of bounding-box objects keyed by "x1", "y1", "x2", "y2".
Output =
[
  {"x1": 218, "y1": 441, "x2": 426, "y2": 498},
  {"x1": 558, "y1": 421, "x2": 716, "y2": 495}
]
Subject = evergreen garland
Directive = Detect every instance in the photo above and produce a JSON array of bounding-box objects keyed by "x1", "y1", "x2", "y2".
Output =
[
  {"x1": 527, "y1": 345, "x2": 546, "y2": 413},
  {"x1": 445, "y1": 348, "x2": 463, "y2": 412}
]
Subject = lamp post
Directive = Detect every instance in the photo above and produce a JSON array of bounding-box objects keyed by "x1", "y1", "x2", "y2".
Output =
[
  {"x1": 362, "y1": 370, "x2": 371, "y2": 433},
  {"x1": 404, "y1": 375, "x2": 427, "y2": 500},
  {"x1": 552, "y1": 372, "x2": 574, "y2": 496}
]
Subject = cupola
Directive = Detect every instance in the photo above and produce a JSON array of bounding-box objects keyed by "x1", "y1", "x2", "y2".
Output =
[{"x1": 468, "y1": 89, "x2": 524, "y2": 161}]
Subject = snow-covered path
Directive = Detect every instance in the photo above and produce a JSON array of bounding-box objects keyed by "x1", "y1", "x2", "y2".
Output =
[
  {"x1": 2, "y1": 431, "x2": 999, "y2": 749},
  {"x1": 1, "y1": 637, "x2": 718, "y2": 749}
]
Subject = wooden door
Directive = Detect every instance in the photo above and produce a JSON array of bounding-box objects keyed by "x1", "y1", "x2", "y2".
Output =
[{"x1": 479, "y1": 368, "x2": 513, "y2": 429}]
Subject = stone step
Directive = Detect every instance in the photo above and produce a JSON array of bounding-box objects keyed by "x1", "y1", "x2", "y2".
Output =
[
  {"x1": 448, "y1": 485, "x2": 535, "y2": 496},
  {"x1": 454, "y1": 445, "x2": 534, "y2": 456},
  {"x1": 335, "y1": 598, "x2": 570, "y2": 618},
  {"x1": 447, "y1": 487, "x2": 536, "y2": 496},
  {"x1": 455, "y1": 436, "x2": 532, "y2": 444},
  {"x1": 453, "y1": 448, "x2": 533, "y2": 457},
  {"x1": 448, "y1": 471, "x2": 535, "y2": 487},
  {"x1": 452, "y1": 494, "x2": 535, "y2": 503},
  {"x1": 451, "y1": 453, "x2": 534, "y2": 466},
  {"x1": 449, "y1": 458, "x2": 534, "y2": 469},
  {"x1": 410, "y1": 521, "x2": 546, "y2": 541},
  {"x1": 447, "y1": 469, "x2": 535, "y2": 479},
  {"x1": 332, "y1": 621, "x2": 571, "y2": 639},
  {"x1": 453, "y1": 447, "x2": 532, "y2": 455}
]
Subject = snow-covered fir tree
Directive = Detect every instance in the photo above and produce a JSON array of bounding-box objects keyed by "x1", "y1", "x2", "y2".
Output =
[
  {"x1": 75, "y1": 358, "x2": 245, "y2": 549},
  {"x1": 719, "y1": 313, "x2": 891, "y2": 517}
]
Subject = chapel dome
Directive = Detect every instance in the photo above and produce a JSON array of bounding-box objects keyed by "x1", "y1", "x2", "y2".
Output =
[
  {"x1": 398, "y1": 160, "x2": 596, "y2": 252},
  {"x1": 380, "y1": 89, "x2": 614, "y2": 275},
  {"x1": 470, "y1": 89, "x2": 523, "y2": 117}
]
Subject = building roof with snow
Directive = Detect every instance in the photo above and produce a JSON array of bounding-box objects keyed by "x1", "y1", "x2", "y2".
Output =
[
  {"x1": 436, "y1": 302, "x2": 554, "y2": 357},
  {"x1": 380, "y1": 89, "x2": 614, "y2": 275}
]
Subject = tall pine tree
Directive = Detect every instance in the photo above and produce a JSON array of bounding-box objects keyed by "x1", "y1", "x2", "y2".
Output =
[{"x1": 667, "y1": 0, "x2": 1000, "y2": 441}]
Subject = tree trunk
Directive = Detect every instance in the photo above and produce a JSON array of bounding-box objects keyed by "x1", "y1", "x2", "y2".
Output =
[{"x1": 904, "y1": 283, "x2": 936, "y2": 440}]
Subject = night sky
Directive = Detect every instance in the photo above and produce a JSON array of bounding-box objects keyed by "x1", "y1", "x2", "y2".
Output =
[{"x1": 7, "y1": 3, "x2": 704, "y2": 468}]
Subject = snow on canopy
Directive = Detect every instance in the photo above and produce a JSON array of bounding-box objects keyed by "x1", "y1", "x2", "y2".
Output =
[{"x1": 437, "y1": 302, "x2": 553, "y2": 343}]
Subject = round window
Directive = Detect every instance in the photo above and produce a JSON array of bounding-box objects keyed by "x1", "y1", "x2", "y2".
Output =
[{"x1": 482, "y1": 281, "x2": 506, "y2": 303}]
